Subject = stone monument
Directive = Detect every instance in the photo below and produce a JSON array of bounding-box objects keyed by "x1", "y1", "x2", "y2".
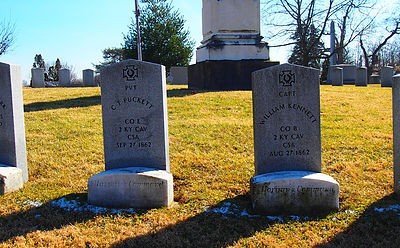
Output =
[
  {"x1": 251, "y1": 63, "x2": 339, "y2": 215},
  {"x1": 31, "y1": 68, "x2": 45, "y2": 88},
  {"x1": 83, "y1": 69, "x2": 96, "y2": 87},
  {"x1": 188, "y1": 0, "x2": 278, "y2": 90},
  {"x1": 392, "y1": 75, "x2": 400, "y2": 193},
  {"x1": 381, "y1": 66, "x2": 394, "y2": 87},
  {"x1": 0, "y1": 63, "x2": 28, "y2": 194},
  {"x1": 333, "y1": 64, "x2": 356, "y2": 85},
  {"x1": 88, "y1": 59, "x2": 173, "y2": 208}
]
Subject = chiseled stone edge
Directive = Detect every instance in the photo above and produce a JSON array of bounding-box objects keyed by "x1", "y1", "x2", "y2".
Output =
[
  {"x1": 0, "y1": 165, "x2": 24, "y2": 195},
  {"x1": 88, "y1": 167, "x2": 173, "y2": 209},
  {"x1": 251, "y1": 171, "x2": 339, "y2": 215}
]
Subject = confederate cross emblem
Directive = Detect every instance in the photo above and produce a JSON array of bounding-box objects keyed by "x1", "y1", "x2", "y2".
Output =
[
  {"x1": 279, "y1": 70, "x2": 295, "y2": 87},
  {"x1": 123, "y1": 65, "x2": 139, "y2": 81}
]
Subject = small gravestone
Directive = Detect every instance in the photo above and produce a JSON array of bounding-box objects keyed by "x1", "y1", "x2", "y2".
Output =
[
  {"x1": 83, "y1": 69, "x2": 96, "y2": 87},
  {"x1": 169, "y1": 67, "x2": 188, "y2": 85},
  {"x1": 251, "y1": 63, "x2": 339, "y2": 215},
  {"x1": 31, "y1": 68, "x2": 45, "y2": 88},
  {"x1": 59, "y1": 68, "x2": 71, "y2": 86},
  {"x1": 355, "y1": 67, "x2": 368, "y2": 86},
  {"x1": 330, "y1": 67, "x2": 343, "y2": 86},
  {"x1": 334, "y1": 64, "x2": 356, "y2": 84},
  {"x1": 370, "y1": 74, "x2": 381, "y2": 84},
  {"x1": 381, "y1": 66, "x2": 394, "y2": 87},
  {"x1": 392, "y1": 75, "x2": 400, "y2": 193},
  {"x1": 88, "y1": 59, "x2": 173, "y2": 208},
  {"x1": 0, "y1": 63, "x2": 28, "y2": 194}
]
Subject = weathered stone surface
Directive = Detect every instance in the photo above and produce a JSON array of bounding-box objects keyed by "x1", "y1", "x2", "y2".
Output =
[
  {"x1": 330, "y1": 67, "x2": 343, "y2": 86},
  {"x1": 59, "y1": 68, "x2": 71, "y2": 86},
  {"x1": 251, "y1": 63, "x2": 339, "y2": 215},
  {"x1": 169, "y1": 67, "x2": 188, "y2": 85},
  {"x1": 88, "y1": 167, "x2": 173, "y2": 208},
  {"x1": 0, "y1": 165, "x2": 23, "y2": 194},
  {"x1": 88, "y1": 59, "x2": 173, "y2": 208},
  {"x1": 355, "y1": 67, "x2": 368, "y2": 86},
  {"x1": 31, "y1": 68, "x2": 45, "y2": 88},
  {"x1": 251, "y1": 171, "x2": 339, "y2": 215},
  {"x1": 392, "y1": 75, "x2": 400, "y2": 193},
  {"x1": 83, "y1": 69, "x2": 95, "y2": 87},
  {"x1": 0, "y1": 63, "x2": 28, "y2": 186},
  {"x1": 252, "y1": 64, "x2": 321, "y2": 174},
  {"x1": 381, "y1": 66, "x2": 394, "y2": 87}
]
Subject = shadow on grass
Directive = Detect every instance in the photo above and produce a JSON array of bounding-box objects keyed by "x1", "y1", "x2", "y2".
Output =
[
  {"x1": 167, "y1": 88, "x2": 206, "y2": 98},
  {"x1": 316, "y1": 193, "x2": 400, "y2": 247},
  {"x1": 110, "y1": 194, "x2": 325, "y2": 248},
  {"x1": 24, "y1": 96, "x2": 101, "y2": 112},
  {"x1": 23, "y1": 88, "x2": 203, "y2": 113},
  {"x1": 0, "y1": 193, "x2": 147, "y2": 243}
]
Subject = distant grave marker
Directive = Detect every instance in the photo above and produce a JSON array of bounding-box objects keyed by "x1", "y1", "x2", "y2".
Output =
[
  {"x1": 251, "y1": 63, "x2": 339, "y2": 215},
  {"x1": 88, "y1": 59, "x2": 173, "y2": 208},
  {"x1": 59, "y1": 68, "x2": 71, "y2": 86},
  {"x1": 0, "y1": 63, "x2": 28, "y2": 194},
  {"x1": 31, "y1": 68, "x2": 45, "y2": 88},
  {"x1": 382, "y1": 66, "x2": 394, "y2": 87},
  {"x1": 83, "y1": 69, "x2": 96, "y2": 87},
  {"x1": 355, "y1": 67, "x2": 368, "y2": 87}
]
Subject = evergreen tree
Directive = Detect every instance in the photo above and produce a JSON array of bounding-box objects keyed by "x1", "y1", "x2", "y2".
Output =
[
  {"x1": 288, "y1": 24, "x2": 325, "y2": 69},
  {"x1": 123, "y1": 0, "x2": 194, "y2": 67}
]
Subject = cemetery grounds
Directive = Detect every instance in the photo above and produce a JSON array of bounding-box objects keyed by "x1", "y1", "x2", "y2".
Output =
[{"x1": 0, "y1": 85, "x2": 399, "y2": 247}]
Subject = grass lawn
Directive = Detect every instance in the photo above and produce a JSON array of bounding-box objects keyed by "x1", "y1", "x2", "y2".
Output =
[{"x1": 0, "y1": 84, "x2": 399, "y2": 247}]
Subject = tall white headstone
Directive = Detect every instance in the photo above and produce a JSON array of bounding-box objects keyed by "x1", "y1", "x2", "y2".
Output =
[
  {"x1": 0, "y1": 63, "x2": 28, "y2": 194},
  {"x1": 88, "y1": 59, "x2": 173, "y2": 208},
  {"x1": 83, "y1": 69, "x2": 96, "y2": 87},
  {"x1": 392, "y1": 75, "x2": 400, "y2": 193}
]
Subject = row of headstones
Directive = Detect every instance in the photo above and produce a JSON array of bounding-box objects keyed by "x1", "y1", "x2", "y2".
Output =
[
  {"x1": 2, "y1": 60, "x2": 399, "y2": 215},
  {"x1": 329, "y1": 64, "x2": 395, "y2": 87},
  {"x1": 31, "y1": 68, "x2": 97, "y2": 88}
]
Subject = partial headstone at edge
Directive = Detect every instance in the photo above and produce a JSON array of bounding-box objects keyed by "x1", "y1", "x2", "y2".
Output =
[
  {"x1": 88, "y1": 59, "x2": 173, "y2": 208},
  {"x1": 392, "y1": 75, "x2": 400, "y2": 193},
  {"x1": 0, "y1": 63, "x2": 28, "y2": 194},
  {"x1": 382, "y1": 66, "x2": 394, "y2": 87},
  {"x1": 251, "y1": 63, "x2": 339, "y2": 215}
]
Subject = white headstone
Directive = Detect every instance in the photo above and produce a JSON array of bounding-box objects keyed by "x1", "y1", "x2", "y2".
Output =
[
  {"x1": 88, "y1": 59, "x2": 173, "y2": 208},
  {"x1": 59, "y1": 68, "x2": 71, "y2": 86},
  {"x1": 169, "y1": 67, "x2": 188, "y2": 85},
  {"x1": 381, "y1": 66, "x2": 394, "y2": 87},
  {"x1": 31, "y1": 68, "x2": 45, "y2": 88},
  {"x1": 0, "y1": 63, "x2": 28, "y2": 194},
  {"x1": 251, "y1": 63, "x2": 339, "y2": 215},
  {"x1": 355, "y1": 67, "x2": 368, "y2": 86},
  {"x1": 83, "y1": 69, "x2": 96, "y2": 87},
  {"x1": 392, "y1": 75, "x2": 400, "y2": 193},
  {"x1": 196, "y1": 0, "x2": 269, "y2": 62}
]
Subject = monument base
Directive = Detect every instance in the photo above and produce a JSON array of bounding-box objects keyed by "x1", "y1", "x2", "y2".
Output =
[
  {"x1": 0, "y1": 165, "x2": 24, "y2": 195},
  {"x1": 250, "y1": 171, "x2": 339, "y2": 215},
  {"x1": 88, "y1": 167, "x2": 173, "y2": 209},
  {"x1": 188, "y1": 60, "x2": 279, "y2": 90}
]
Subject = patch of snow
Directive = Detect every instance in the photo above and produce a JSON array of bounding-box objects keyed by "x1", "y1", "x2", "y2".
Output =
[
  {"x1": 49, "y1": 197, "x2": 137, "y2": 215},
  {"x1": 374, "y1": 205, "x2": 400, "y2": 214},
  {"x1": 24, "y1": 200, "x2": 43, "y2": 208}
]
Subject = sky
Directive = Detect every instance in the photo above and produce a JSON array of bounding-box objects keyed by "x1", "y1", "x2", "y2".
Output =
[{"x1": 0, "y1": 0, "x2": 290, "y2": 83}]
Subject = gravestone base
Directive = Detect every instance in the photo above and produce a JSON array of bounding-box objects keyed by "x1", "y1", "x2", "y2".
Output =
[
  {"x1": 251, "y1": 171, "x2": 339, "y2": 215},
  {"x1": 189, "y1": 60, "x2": 279, "y2": 90},
  {"x1": 0, "y1": 165, "x2": 24, "y2": 195},
  {"x1": 88, "y1": 167, "x2": 173, "y2": 209}
]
